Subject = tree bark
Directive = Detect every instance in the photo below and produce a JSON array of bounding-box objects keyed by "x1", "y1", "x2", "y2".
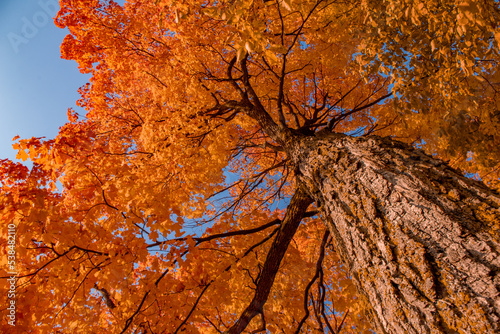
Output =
[{"x1": 290, "y1": 132, "x2": 500, "y2": 334}]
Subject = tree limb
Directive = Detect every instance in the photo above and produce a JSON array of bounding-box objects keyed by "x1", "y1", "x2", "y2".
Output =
[{"x1": 224, "y1": 187, "x2": 313, "y2": 333}]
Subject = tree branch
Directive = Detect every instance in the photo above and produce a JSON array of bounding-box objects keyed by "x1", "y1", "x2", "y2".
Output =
[
  {"x1": 295, "y1": 229, "x2": 330, "y2": 333},
  {"x1": 224, "y1": 187, "x2": 313, "y2": 333},
  {"x1": 147, "y1": 218, "x2": 283, "y2": 249}
]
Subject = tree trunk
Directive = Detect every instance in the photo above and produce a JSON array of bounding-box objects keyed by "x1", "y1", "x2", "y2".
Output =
[{"x1": 291, "y1": 132, "x2": 500, "y2": 334}]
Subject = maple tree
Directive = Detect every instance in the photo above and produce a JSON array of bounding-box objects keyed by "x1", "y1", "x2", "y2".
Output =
[{"x1": 1, "y1": 0, "x2": 500, "y2": 333}]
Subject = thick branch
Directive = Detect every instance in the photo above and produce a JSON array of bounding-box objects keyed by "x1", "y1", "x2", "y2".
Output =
[
  {"x1": 227, "y1": 56, "x2": 292, "y2": 146},
  {"x1": 224, "y1": 187, "x2": 313, "y2": 334}
]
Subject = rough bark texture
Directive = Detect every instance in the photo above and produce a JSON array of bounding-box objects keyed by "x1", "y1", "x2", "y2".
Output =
[{"x1": 291, "y1": 132, "x2": 500, "y2": 334}]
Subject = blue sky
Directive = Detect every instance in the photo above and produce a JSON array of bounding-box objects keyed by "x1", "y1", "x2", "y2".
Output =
[{"x1": 0, "y1": 0, "x2": 90, "y2": 162}]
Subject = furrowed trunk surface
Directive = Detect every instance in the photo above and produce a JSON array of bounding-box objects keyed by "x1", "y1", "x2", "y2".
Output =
[{"x1": 291, "y1": 132, "x2": 500, "y2": 334}]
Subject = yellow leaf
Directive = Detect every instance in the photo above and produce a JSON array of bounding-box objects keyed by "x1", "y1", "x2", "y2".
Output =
[
  {"x1": 16, "y1": 149, "x2": 28, "y2": 161},
  {"x1": 281, "y1": 0, "x2": 291, "y2": 11},
  {"x1": 236, "y1": 46, "x2": 247, "y2": 62}
]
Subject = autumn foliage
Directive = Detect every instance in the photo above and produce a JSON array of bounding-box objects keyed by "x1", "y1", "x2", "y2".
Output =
[{"x1": 1, "y1": 0, "x2": 499, "y2": 333}]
